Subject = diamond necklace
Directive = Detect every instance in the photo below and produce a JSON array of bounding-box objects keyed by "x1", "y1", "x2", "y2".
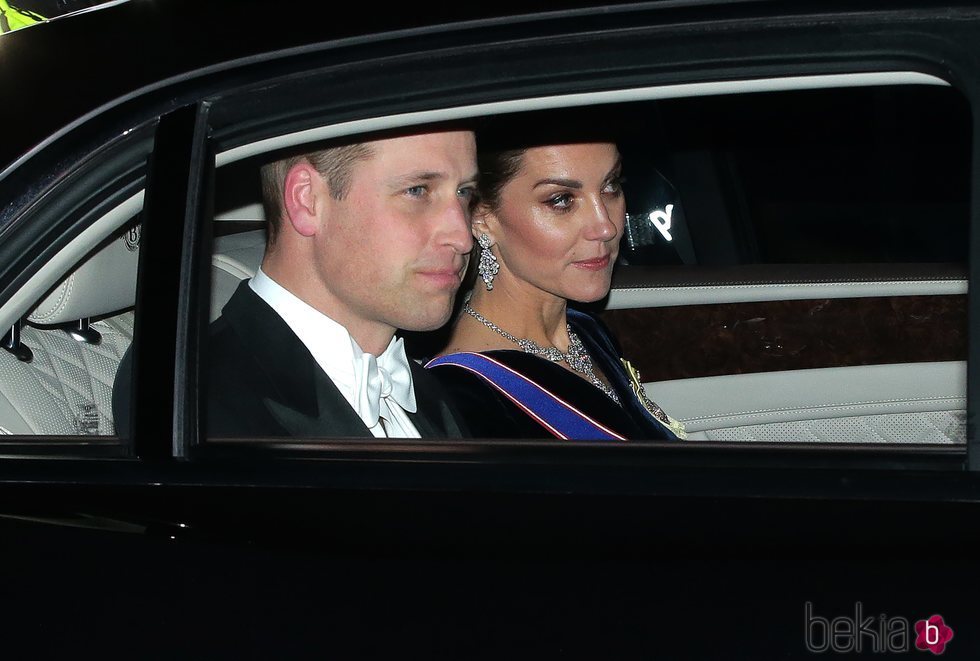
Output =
[{"x1": 462, "y1": 302, "x2": 620, "y2": 403}]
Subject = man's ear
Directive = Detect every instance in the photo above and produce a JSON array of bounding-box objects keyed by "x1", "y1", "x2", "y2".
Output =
[{"x1": 282, "y1": 161, "x2": 323, "y2": 237}]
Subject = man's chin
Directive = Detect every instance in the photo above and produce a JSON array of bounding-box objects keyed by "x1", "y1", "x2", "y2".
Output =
[{"x1": 396, "y1": 303, "x2": 456, "y2": 333}]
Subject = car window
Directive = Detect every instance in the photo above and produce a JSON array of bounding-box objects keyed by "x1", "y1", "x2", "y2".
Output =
[
  {"x1": 0, "y1": 218, "x2": 139, "y2": 437},
  {"x1": 0, "y1": 82, "x2": 965, "y2": 449},
  {"x1": 0, "y1": 0, "x2": 123, "y2": 34},
  {"x1": 618, "y1": 84, "x2": 969, "y2": 267},
  {"x1": 201, "y1": 77, "x2": 969, "y2": 447},
  {"x1": 597, "y1": 82, "x2": 969, "y2": 443},
  {"x1": 0, "y1": 114, "x2": 151, "y2": 448},
  {"x1": 0, "y1": 2, "x2": 971, "y2": 456}
]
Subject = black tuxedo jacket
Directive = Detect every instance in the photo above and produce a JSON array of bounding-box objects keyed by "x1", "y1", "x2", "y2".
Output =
[{"x1": 206, "y1": 282, "x2": 469, "y2": 439}]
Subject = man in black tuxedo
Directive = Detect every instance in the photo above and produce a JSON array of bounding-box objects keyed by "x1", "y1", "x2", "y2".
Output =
[{"x1": 206, "y1": 127, "x2": 478, "y2": 438}]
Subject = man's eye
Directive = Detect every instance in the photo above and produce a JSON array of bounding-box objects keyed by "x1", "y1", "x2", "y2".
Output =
[
  {"x1": 456, "y1": 186, "x2": 476, "y2": 200},
  {"x1": 405, "y1": 185, "x2": 428, "y2": 198}
]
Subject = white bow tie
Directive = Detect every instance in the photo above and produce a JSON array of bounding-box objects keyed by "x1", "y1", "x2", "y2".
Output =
[{"x1": 352, "y1": 337, "x2": 417, "y2": 429}]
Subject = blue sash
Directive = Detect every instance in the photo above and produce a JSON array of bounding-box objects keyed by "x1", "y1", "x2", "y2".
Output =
[{"x1": 425, "y1": 352, "x2": 626, "y2": 441}]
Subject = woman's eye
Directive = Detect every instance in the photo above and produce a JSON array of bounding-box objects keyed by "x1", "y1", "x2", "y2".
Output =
[
  {"x1": 603, "y1": 177, "x2": 624, "y2": 195},
  {"x1": 457, "y1": 186, "x2": 479, "y2": 213},
  {"x1": 547, "y1": 192, "x2": 574, "y2": 211}
]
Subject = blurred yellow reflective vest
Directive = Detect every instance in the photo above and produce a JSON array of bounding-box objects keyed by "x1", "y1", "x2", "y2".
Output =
[{"x1": 0, "y1": 0, "x2": 46, "y2": 33}]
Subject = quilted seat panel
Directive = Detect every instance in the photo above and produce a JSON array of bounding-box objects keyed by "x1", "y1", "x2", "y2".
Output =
[
  {"x1": 703, "y1": 410, "x2": 965, "y2": 444},
  {"x1": 0, "y1": 312, "x2": 133, "y2": 435}
]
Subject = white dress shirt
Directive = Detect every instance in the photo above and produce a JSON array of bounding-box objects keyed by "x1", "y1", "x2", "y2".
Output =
[{"x1": 249, "y1": 268, "x2": 420, "y2": 438}]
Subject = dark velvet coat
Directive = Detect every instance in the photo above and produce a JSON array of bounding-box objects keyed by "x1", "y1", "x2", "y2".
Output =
[{"x1": 425, "y1": 308, "x2": 680, "y2": 441}]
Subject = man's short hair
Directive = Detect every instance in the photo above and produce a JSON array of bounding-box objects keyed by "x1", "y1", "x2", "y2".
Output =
[{"x1": 259, "y1": 142, "x2": 374, "y2": 246}]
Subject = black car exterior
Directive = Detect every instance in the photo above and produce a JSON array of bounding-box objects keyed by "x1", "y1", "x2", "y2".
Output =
[{"x1": 1, "y1": 1, "x2": 979, "y2": 658}]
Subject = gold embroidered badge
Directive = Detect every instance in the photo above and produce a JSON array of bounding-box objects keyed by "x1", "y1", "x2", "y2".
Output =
[{"x1": 620, "y1": 358, "x2": 687, "y2": 439}]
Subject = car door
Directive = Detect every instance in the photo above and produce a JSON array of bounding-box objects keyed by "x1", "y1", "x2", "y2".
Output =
[{"x1": 2, "y1": 2, "x2": 980, "y2": 659}]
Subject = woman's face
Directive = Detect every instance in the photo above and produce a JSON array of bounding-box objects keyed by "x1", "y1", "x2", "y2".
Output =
[{"x1": 484, "y1": 142, "x2": 624, "y2": 304}]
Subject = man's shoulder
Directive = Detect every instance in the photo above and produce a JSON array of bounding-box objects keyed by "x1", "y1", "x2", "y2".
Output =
[
  {"x1": 409, "y1": 358, "x2": 455, "y2": 402},
  {"x1": 208, "y1": 281, "x2": 295, "y2": 372},
  {"x1": 207, "y1": 314, "x2": 250, "y2": 372},
  {"x1": 205, "y1": 307, "x2": 289, "y2": 437},
  {"x1": 206, "y1": 284, "x2": 282, "y2": 401}
]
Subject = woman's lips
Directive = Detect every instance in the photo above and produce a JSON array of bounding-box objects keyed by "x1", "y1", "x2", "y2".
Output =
[{"x1": 572, "y1": 255, "x2": 610, "y2": 271}]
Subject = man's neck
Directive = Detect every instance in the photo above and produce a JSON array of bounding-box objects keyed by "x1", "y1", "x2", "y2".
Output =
[
  {"x1": 258, "y1": 262, "x2": 395, "y2": 356},
  {"x1": 342, "y1": 320, "x2": 397, "y2": 357}
]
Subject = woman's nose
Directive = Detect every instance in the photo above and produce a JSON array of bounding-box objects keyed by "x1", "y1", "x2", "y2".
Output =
[{"x1": 585, "y1": 198, "x2": 620, "y2": 241}]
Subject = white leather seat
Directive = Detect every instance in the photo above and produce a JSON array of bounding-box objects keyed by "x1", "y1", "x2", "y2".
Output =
[
  {"x1": 0, "y1": 229, "x2": 139, "y2": 435},
  {"x1": 210, "y1": 229, "x2": 266, "y2": 320},
  {"x1": 0, "y1": 223, "x2": 268, "y2": 435}
]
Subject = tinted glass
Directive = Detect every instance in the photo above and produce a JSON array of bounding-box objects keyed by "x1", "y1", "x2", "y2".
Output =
[{"x1": 619, "y1": 84, "x2": 971, "y2": 266}]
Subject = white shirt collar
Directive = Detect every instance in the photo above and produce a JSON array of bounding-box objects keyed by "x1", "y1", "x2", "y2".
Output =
[{"x1": 248, "y1": 268, "x2": 419, "y2": 436}]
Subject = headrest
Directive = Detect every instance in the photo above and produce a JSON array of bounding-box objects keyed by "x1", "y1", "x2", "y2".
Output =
[
  {"x1": 214, "y1": 203, "x2": 265, "y2": 222},
  {"x1": 210, "y1": 229, "x2": 266, "y2": 321},
  {"x1": 621, "y1": 169, "x2": 694, "y2": 266},
  {"x1": 28, "y1": 226, "x2": 141, "y2": 326}
]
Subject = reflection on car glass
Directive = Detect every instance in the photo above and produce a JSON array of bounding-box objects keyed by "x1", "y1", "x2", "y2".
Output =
[{"x1": 0, "y1": 0, "x2": 121, "y2": 33}]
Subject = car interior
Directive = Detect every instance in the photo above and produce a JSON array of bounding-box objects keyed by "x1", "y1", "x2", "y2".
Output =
[
  {"x1": 0, "y1": 72, "x2": 968, "y2": 444},
  {"x1": 0, "y1": 223, "x2": 137, "y2": 435}
]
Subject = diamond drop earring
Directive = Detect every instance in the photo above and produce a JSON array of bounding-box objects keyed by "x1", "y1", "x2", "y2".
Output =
[{"x1": 477, "y1": 233, "x2": 499, "y2": 291}]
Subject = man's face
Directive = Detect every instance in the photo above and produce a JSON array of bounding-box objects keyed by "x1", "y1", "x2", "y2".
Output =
[{"x1": 312, "y1": 130, "x2": 477, "y2": 341}]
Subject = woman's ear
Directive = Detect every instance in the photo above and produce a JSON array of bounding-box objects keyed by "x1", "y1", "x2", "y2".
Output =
[
  {"x1": 282, "y1": 161, "x2": 323, "y2": 238},
  {"x1": 471, "y1": 203, "x2": 495, "y2": 243}
]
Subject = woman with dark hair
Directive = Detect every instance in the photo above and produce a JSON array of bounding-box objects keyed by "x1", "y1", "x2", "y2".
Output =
[{"x1": 425, "y1": 117, "x2": 685, "y2": 441}]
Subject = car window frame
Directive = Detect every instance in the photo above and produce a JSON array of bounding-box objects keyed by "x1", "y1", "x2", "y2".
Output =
[
  {"x1": 0, "y1": 118, "x2": 153, "y2": 458},
  {"x1": 1, "y1": 3, "x2": 979, "y2": 497},
  {"x1": 162, "y1": 9, "x2": 980, "y2": 489}
]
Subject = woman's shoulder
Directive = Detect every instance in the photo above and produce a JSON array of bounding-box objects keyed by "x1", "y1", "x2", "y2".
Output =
[
  {"x1": 427, "y1": 349, "x2": 616, "y2": 411},
  {"x1": 426, "y1": 349, "x2": 589, "y2": 403},
  {"x1": 424, "y1": 350, "x2": 552, "y2": 439},
  {"x1": 427, "y1": 349, "x2": 575, "y2": 378},
  {"x1": 566, "y1": 306, "x2": 606, "y2": 328},
  {"x1": 566, "y1": 306, "x2": 622, "y2": 355},
  {"x1": 425, "y1": 349, "x2": 531, "y2": 385},
  {"x1": 427, "y1": 348, "x2": 649, "y2": 440}
]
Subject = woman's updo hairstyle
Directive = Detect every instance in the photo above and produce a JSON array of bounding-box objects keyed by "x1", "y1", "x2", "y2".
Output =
[{"x1": 475, "y1": 108, "x2": 627, "y2": 213}]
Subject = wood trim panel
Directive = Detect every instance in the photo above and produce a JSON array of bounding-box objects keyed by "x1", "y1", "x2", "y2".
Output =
[{"x1": 600, "y1": 295, "x2": 967, "y2": 381}]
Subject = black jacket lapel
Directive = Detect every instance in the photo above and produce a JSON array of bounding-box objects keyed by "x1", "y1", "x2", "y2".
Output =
[
  {"x1": 264, "y1": 369, "x2": 373, "y2": 439},
  {"x1": 223, "y1": 282, "x2": 372, "y2": 439}
]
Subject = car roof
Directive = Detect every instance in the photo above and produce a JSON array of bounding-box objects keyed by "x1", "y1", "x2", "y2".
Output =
[{"x1": 0, "y1": 0, "x2": 975, "y2": 179}]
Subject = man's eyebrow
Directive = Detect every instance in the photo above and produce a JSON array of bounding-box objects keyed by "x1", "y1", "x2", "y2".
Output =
[
  {"x1": 391, "y1": 171, "x2": 446, "y2": 186},
  {"x1": 534, "y1": 178, "x2": 583, "y2": 189},
  {"x1": 391, "y1": 171, "x2": 480, "y2": 188}
]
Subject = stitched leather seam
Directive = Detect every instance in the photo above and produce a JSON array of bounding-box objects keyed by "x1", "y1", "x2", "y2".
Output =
[
  {"x1": 616, "y1": 279, "x2": 967, "y2": 292},
  {"x1": 686, "y1": 396, "x2": 966, "y2": 424},
  {"x1": 29, "y1": 275, "x2": 75, "y2": 322}
]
